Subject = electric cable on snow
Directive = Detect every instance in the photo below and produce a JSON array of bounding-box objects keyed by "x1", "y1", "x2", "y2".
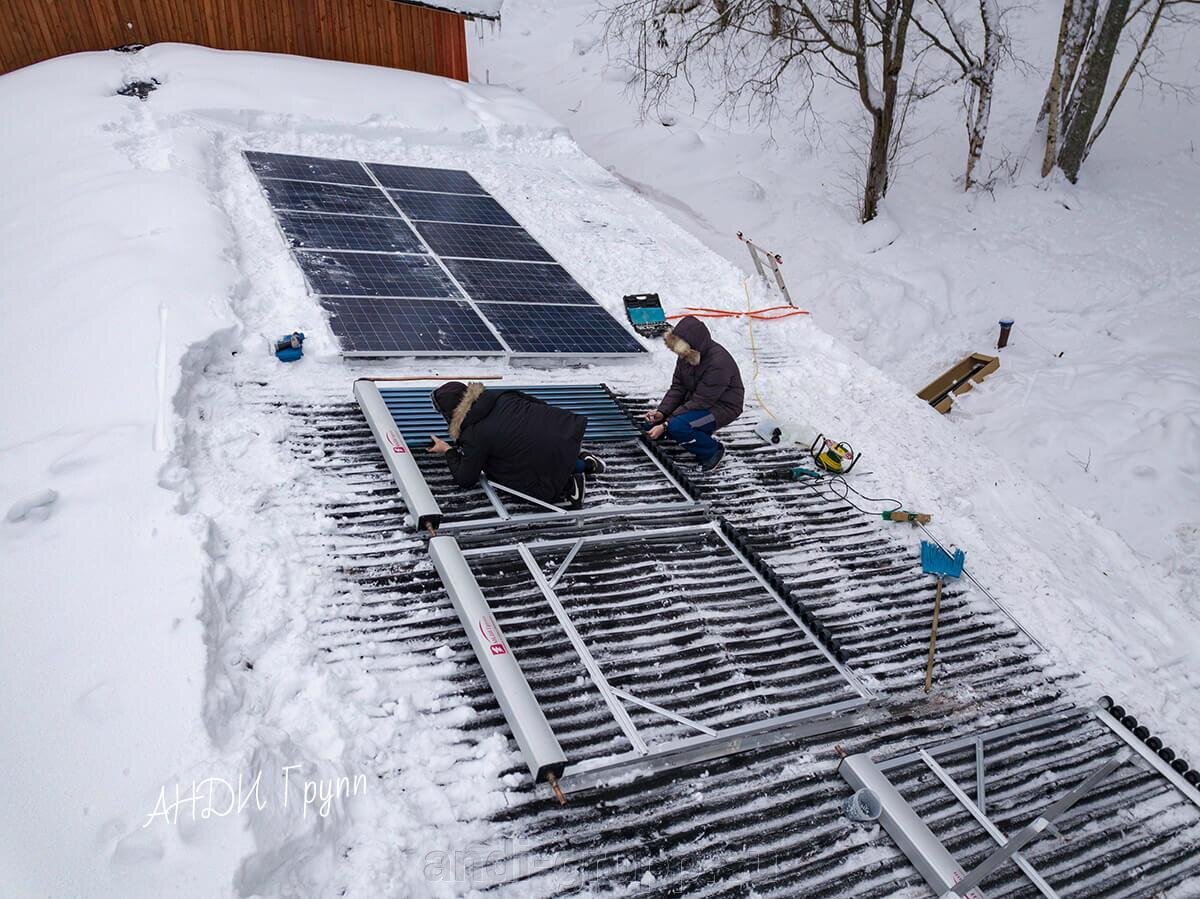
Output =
[{"x1": 734, "y1": 285, "x2": 1045, "y2": 654}]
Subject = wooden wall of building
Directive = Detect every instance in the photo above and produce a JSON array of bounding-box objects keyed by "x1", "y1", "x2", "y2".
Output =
[{"x1": 0, "y1": 0, "x2": 469, "y2": 80}]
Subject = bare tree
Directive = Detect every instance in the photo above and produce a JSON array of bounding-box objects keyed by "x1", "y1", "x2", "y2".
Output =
[
  {"x1": 604, "y1": 0, "x2": 921, "y2": 223},
  {"x1": 1038, "y1": 0, "x2": 1199, "y2": 181},
  {"x1": 913, "y1": 1, "x2": 1009, "y2": 189}
]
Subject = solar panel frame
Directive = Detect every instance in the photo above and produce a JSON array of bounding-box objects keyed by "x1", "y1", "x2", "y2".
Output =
[
  {"x1": 245, "y1": 150, "x2": 645, "y2": 357},
  {"x1": 325, "y1": 297, "x2": 506, "y2": 356},
  {"x1": 366, "y1": 162, "x2": 488, "y2": 195},
  {"x1": 295, "y1": 250, "x2": 462, "y2": 298},
  {"x1": 442, "y1": 258, "x2": 599, "y2": 306},
  {"x1": 245, "y1": 151, "x2": 375, "y2": 186},
  {"x1": 275, "y1": 212, "x2": 428, "y2": 253},
  {"x1": 412, "y1": 221, "x2": 555, "y2": 263},
  {"x1": 479, "y1": 302, "x2": 647, "y2": 355}
]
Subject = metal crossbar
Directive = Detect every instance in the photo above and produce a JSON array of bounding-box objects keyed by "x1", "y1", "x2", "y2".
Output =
[
  {"x1": 463, "y1": 522, "x2": 873, "y2": 792},
  {"x1": 944, "y1": 748, "x2": 1130, "y2": 898},
  {"x1": 843, "y1": 710, "x2": 1154, "y2": 899},
  {"x1": 517, "y1": 543, "x2": 648, "y2": 756},
  {"x1": 436, "y1": 440, "x2": 698, "y2": 532},
  {"x1": 919, "y1": 749, "x2": 1061, "y2": 899}
]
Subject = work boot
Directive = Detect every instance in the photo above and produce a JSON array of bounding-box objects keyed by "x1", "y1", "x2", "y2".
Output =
[
  {"x1": 578, "y1": 451, "x2": 606, "y2": 478},
  {"x1": 564, "y1": 473, "x2": 587, "y2": 510},
  {"x1": 699, "y1": 443, "x2": 725, "y2": 472}
]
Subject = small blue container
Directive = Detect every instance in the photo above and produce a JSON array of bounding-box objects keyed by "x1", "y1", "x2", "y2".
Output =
[{"x1": 274, "y1": 331, "x2": 305, "y2": 363}]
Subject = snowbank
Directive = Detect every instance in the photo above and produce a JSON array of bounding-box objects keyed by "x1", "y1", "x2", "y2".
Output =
[
  {"x1": 1, "y1": 33, "x2": 1196, "y2": 897},
  {"x1": 0, "y1": 43, "x2": 566, "y2": 897},
  {"x1": 473, "y1": 0, "x2": 1200, "y2": 583}
]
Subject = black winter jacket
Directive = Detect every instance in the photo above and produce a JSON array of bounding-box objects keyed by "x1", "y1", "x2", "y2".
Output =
[
  {"x1": 444, "y1": 383, "x2": 587, "y2": 503},
  {"x1": 657, "y1": 315, "x2": 745, "y2": 429}
]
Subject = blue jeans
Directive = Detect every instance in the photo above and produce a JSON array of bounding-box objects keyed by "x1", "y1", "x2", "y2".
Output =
[{"x1": 665, "y1": 410, "x2": 720, "y2": 461}]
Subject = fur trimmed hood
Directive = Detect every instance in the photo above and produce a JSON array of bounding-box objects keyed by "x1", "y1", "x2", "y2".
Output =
[
  {"x1": 665, "y1": 315, "x2": 711, "y2": 366},
  {"x1": 447, "y1": 381, "x2": 487, "y2": 440}
]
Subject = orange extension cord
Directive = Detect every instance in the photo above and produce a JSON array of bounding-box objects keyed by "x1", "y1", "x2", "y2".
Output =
[{"x1": 664, "y1": 304, "x2": 808, "y2": 321}]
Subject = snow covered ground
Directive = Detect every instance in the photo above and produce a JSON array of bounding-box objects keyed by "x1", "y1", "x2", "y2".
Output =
[
  {"x1": 471, "y1": 0, "x2": 1200, "y2": 604},
  {"x1": 0, "y1": 26, "x2": 1196, "y2": 899}
]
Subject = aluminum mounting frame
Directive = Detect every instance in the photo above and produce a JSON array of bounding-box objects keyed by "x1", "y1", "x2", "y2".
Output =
[
  {"x1": 461, "y1": 521, "x2": 874, "y2": 794},
  {"x1": 838, "y1": 706, "x2": 1189, "y2": 899},
  {"x1": 355, "y1": 378, "x2": 699, "y2": 534}
]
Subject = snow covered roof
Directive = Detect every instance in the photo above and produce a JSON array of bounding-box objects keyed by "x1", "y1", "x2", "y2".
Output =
[{"x1": 392, "y1": 0, "x2": 502, "y2": 20}]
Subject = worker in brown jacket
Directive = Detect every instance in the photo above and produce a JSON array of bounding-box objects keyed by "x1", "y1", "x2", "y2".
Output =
[{"x1": 643, "y1": 315, "x2": 745, "y2": 471}]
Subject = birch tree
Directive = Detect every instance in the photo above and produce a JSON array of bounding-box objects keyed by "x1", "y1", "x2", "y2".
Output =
[
  {"x1": 913, "y1": 0, "x2": 1009, "y2": 189},
  {"x1": 1038, "y1": 0, "x2": 1199, "y2": 181}
]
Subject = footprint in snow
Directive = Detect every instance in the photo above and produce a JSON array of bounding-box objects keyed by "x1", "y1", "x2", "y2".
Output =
[{"x1": 6, "y1": 488, "x2": 59, "y2": 523}]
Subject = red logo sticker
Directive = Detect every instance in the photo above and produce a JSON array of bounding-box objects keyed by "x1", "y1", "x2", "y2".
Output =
[
  {"x1": 385, "y1": 431, "x2": 407, "y2": 454},
  {"x1": 479, "y1": 616, "x2": 507, "y2": 656}
]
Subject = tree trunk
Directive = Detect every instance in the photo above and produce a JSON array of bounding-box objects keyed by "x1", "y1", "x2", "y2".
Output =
[
  {"x1": 769, "y1": 3, "x2": 786, "y2": 38},
  {"x1": 1057, "y1": 0, "x2": 1133, "y2": 181},
  {"x1": 863, "y1": 110, "x2": 892, "y2": 221},
  {"x1": 965, "y1": 0, "x2": 999, "y2": 189},
  {"x1": 1039, "y1": 0, "x2": 1098, "y2": 176},
  {"x1": 713, "y1": 0, "x2": 733, "y2": 30},
  {"x1": 964, "y1": 78, "x2": 992, "y2": 188},
  {"x1": 858, "y1": 0, "x2": 914, "y2": 222}
]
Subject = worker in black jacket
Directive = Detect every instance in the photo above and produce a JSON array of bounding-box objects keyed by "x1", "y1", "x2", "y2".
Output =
[
  {"x1": 644, "y1": 315, "x2": 745, "y2": 470},
  {"x1": 429, "y1": 381, "x2": 605, "y2": 509}
]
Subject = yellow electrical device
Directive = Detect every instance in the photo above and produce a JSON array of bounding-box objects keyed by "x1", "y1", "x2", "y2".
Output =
[{"x1": 811, "y1": 435, "x2": 860, "y2": 474}]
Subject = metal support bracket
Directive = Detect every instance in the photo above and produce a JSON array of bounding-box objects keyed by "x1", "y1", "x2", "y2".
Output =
[{"x1": 428, "y1": 535, "x2": 566, "y2": 781}]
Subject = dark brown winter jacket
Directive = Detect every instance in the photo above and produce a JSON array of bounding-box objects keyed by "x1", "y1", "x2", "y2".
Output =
[{"x1": 656, "y1": 315, "x2": 745, "y2": 429}]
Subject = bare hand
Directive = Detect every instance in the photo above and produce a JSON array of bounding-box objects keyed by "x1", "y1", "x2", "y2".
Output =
[
  {"x1": 644, "y1": 410, "x2": 664, "y2": 423},
  {"x1": 648, "y1": 424, "x2": 667, "y2": 439},
  {"x1": 429, "y1": 435, "x2": 452, "y2": 454}
]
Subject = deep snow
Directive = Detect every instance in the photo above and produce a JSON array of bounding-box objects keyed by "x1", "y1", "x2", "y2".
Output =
[
  {"x1": 471, "y1": 0, "x2": 1200, "y2": 597},
  {"x1": 0, "y1": 27, "x2": 1196, "y2": 899}
]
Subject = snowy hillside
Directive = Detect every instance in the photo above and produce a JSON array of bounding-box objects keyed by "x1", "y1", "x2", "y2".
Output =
[
  {"x1": 1, "y1": 30, "x2": 1197, "y2": 899},
  {"x1": 472, "y1": 0, "x2": 1200, "y2": 601}
]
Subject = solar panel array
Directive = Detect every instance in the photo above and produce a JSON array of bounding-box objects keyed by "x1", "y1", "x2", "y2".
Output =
[{"x1": 245, "y1": 151, "x2": 645, "y2": 357}]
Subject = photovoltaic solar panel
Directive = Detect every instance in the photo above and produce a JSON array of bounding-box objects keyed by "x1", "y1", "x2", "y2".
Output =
[
  {"x1": 387, "y1": 190, "x2": 519, "y2": 227},
  {"x1": 324, "y1": 297, "x2": 504, "y2": 355},
  {"x1": 366, "y1": 162, "x2": 487, "y2": 195},
  {"x1": 443, "y1": 259, "x2": 598, "y2": 306},
  {"x1": 413, "y1": 221, "x2": 554, "y2": 262},
  {"x1": 479, "y1": 302, "x2": 646, "y2": 354},
  {"x1": 245, "y1": 151, "x2": 375, "y2": 186},
  {"x1": 276, "y1": 212, "x2": 427, "y2": 253},
  {"x1": 295, "y1": 250, "x2": 460, "y2": 298},
  {"x1": 245, "y1": 150, "x2": 644, "y2": 356},
  {"x1": 263, "y1": 180, "x2": 400, "y2": 217}
]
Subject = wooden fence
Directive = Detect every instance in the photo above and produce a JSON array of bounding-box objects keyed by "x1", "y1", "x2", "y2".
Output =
[{"x1": 0, "y1": 0, "x2": 469, "y2": 79}]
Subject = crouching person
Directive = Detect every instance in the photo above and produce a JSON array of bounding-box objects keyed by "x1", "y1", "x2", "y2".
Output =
[
  {"x1": 644, "y1": 315, "x2": 744, "y2": 471},
  {"x1": 429, "y1": 381, "x2": 605, "y2": 509}
]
